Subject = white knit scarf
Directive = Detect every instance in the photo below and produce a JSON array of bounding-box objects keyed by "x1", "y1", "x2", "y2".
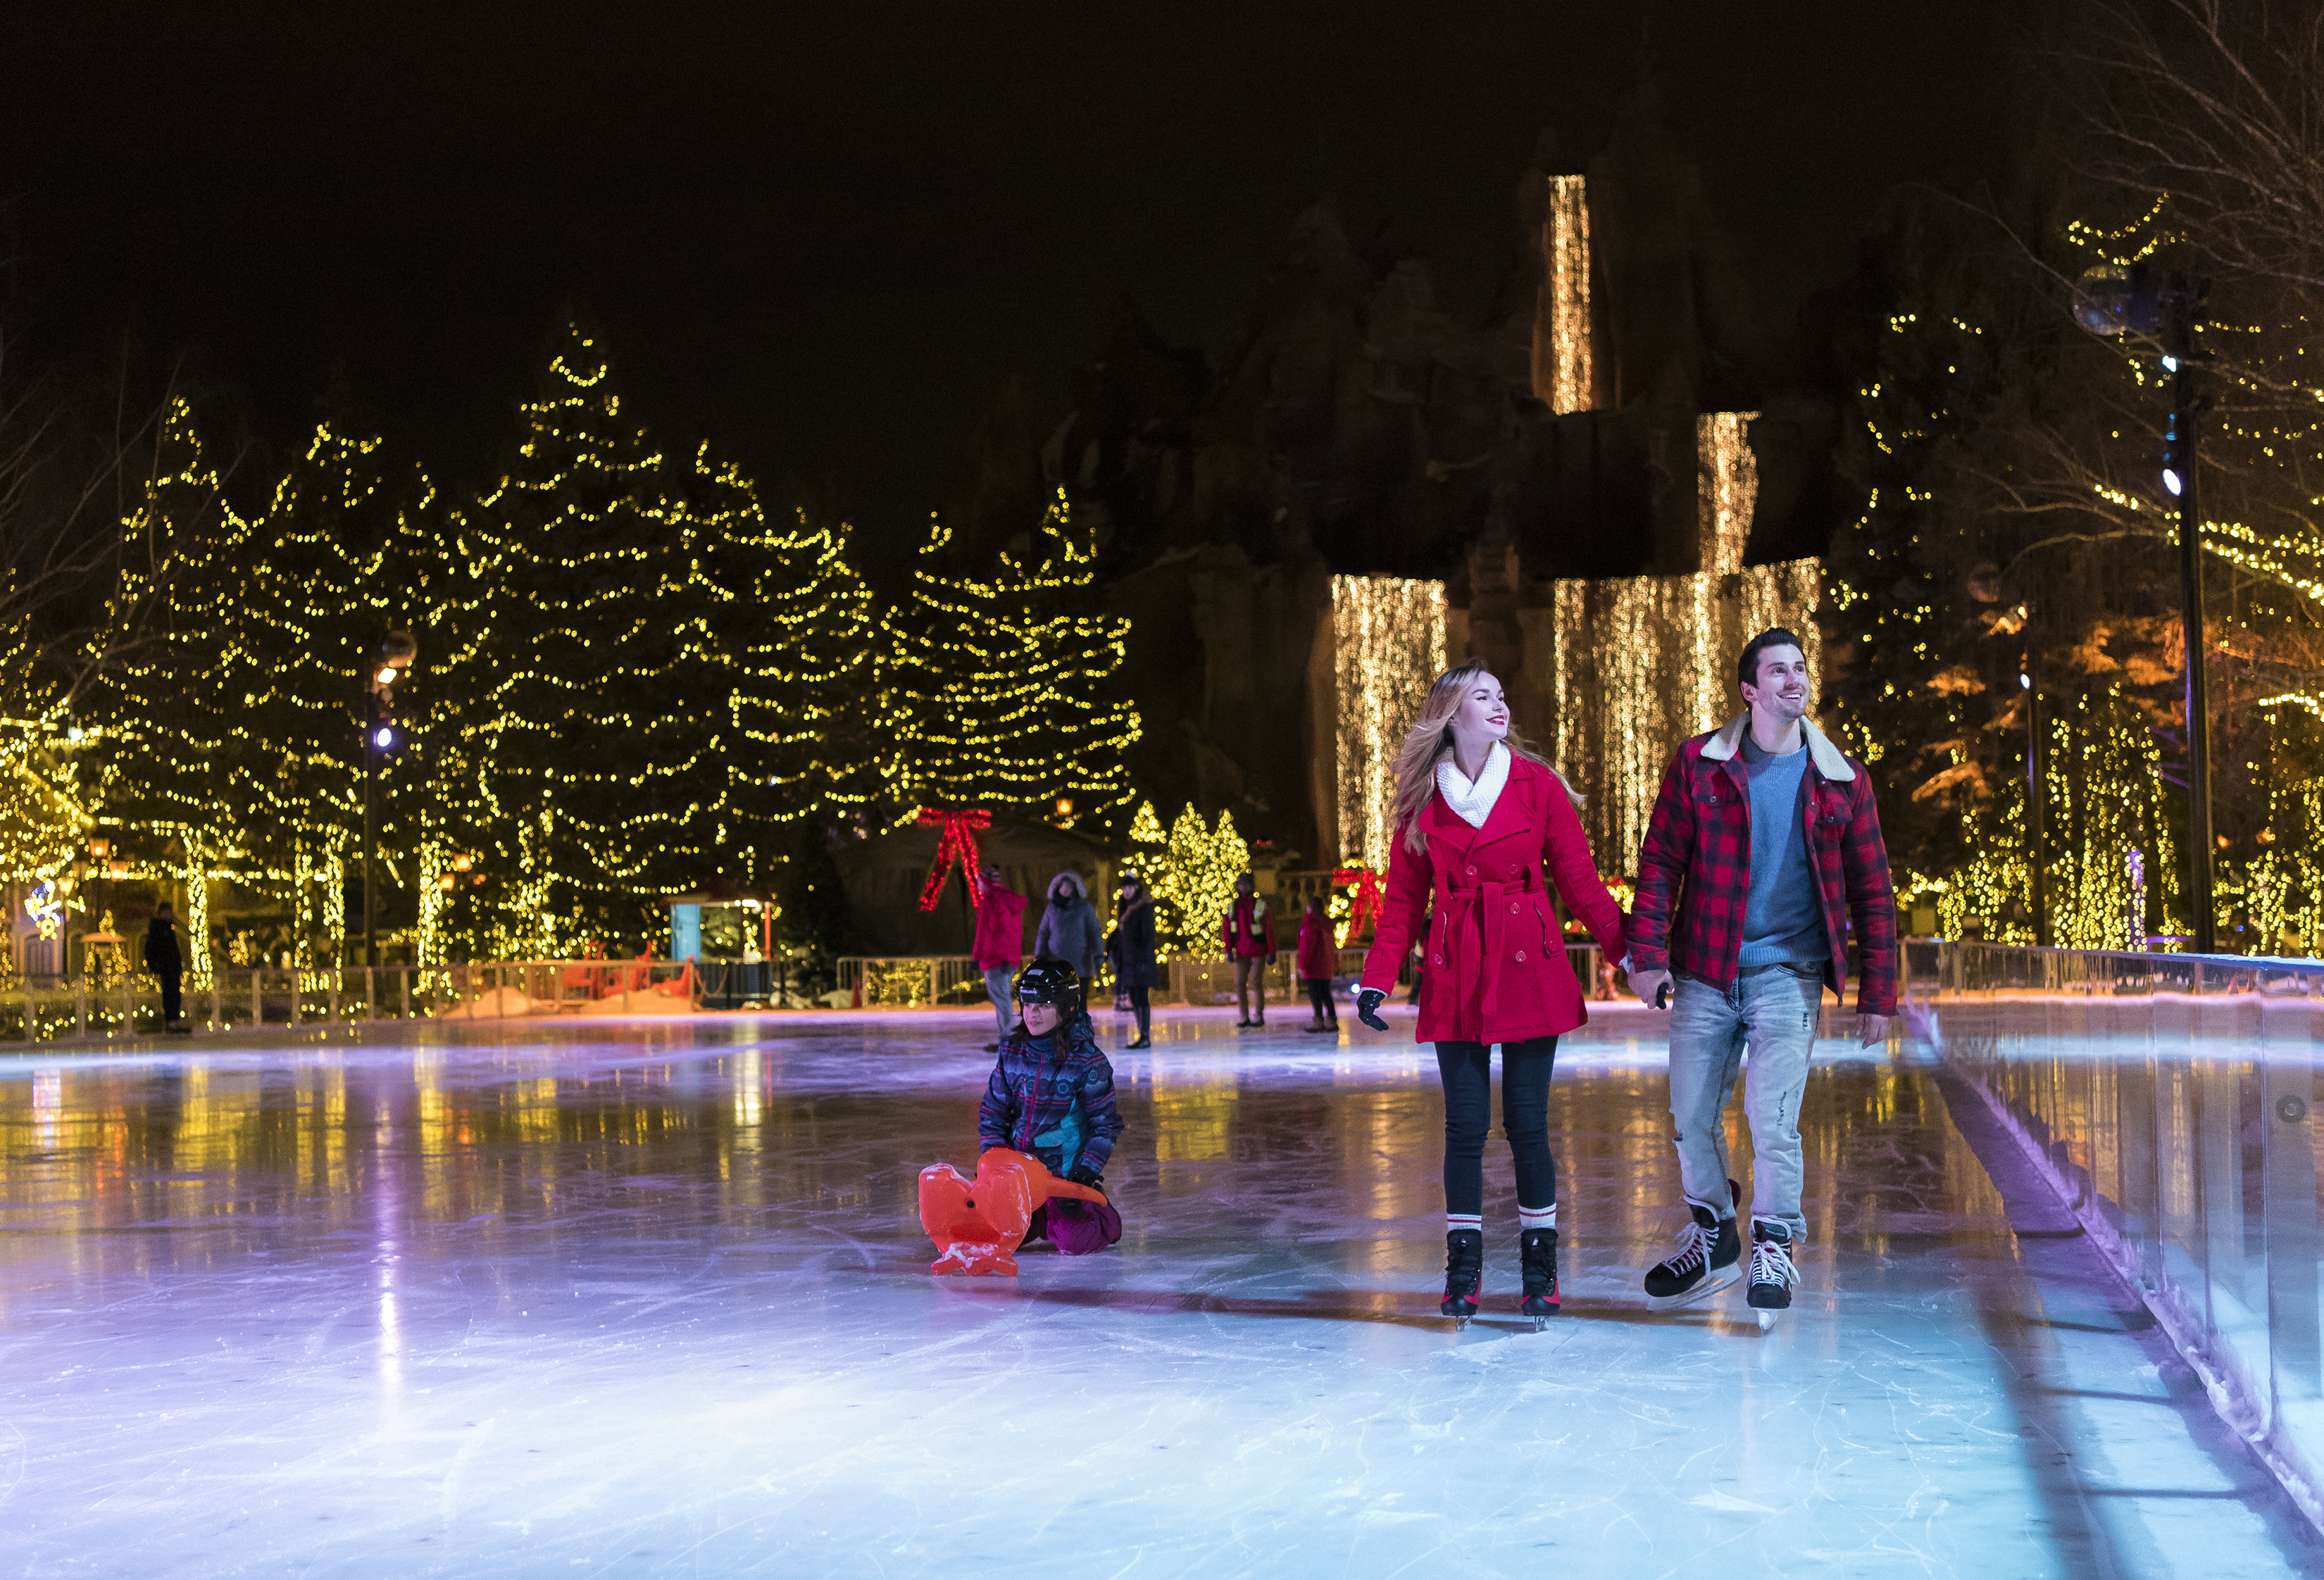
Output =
[{"x1": 1435, "y1": 741, "x2": 1509, "y2": 829}]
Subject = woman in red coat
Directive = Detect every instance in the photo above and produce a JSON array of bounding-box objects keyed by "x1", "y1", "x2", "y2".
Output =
[
  {"x1": 1356, "y1": 662, "x2": 1628, "y2": 1328},
  {"x1": 1294, "y1": 895, "x2": 1339, "y2": 1033}
]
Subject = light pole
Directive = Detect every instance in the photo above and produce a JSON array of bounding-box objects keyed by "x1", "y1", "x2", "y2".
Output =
[
  {"x1": 360, "y1": 632, "x2": 418, "y2": 968},
  {"x1": 2020, "y1": 667, "x2": 2050, "y2": 948},
  {"x1": 2075, "y1": 263, "x2": 2216, "y2": 953}
]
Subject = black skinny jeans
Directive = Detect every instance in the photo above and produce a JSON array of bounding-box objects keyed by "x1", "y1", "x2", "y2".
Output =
[
  {"x1": 1304, "y1": 979, "x2": 1335, "y2": 1022},
  {"x1": 1435, "y1": 1036, "x2": 1559, "y2": 1215}
]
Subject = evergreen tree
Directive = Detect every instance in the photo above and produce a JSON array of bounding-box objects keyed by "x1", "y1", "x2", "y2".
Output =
[
  {"x1": 1148, "y1": 803, "x2": 1248, "y2": 955},
  {"x1": 87, "y1": 401, "x2": 248, "y2": 872},
  {"x1": 454, "y1": 323, "x2": 734, "y2": 955},
  {"x1": 685, "y1": 446, "x2": 877, "y2": 834},
  {"x1": 229, "y1": 422, "x2": 414, "y2": 961},
  {"x1": 1823, "y1": 304, "x2": 2004, "y2": 897},
  {"x1": 888, "y1": 489, "x2": 1141, "y2": 831}
]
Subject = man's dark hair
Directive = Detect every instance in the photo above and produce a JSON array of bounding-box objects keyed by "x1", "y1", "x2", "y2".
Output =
[{"x1": 1737, "y1": 627, "x2": 1806, "y2": 691}]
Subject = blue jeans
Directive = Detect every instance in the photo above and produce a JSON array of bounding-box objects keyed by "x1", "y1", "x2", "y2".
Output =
[
  {"x1": 984, "y1": 967, "x2": 1016, "y2": 1039},
  {"x1": 1435, "y1": 1036, "x2": 1559, "y2": 1216},
  {"x1": 1667, "y1": 963, "x2": 1821, "y2": 1243}
]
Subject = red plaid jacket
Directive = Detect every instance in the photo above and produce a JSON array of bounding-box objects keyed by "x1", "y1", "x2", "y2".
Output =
[{"x1": 1630, "y1": 715, "x2": 1897, "y2": 1015}]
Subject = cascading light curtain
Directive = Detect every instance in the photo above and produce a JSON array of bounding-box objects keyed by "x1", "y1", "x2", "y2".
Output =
[{"x1": 1331, "y1": 576, "x2": 1447, "y2": 873}]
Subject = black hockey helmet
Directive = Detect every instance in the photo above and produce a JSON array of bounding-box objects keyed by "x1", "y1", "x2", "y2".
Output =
[{"x1": 1013, "y1": 956, "x2": 1086, "y2": 1019}]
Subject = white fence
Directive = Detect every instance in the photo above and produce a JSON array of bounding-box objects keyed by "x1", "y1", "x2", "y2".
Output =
[
  {"x1": 835, "y1": 943, "x2": 1615, "y2": 1010},
  {"x1": 0, "y1": 959, "x2": 705, "y2": 1043}
]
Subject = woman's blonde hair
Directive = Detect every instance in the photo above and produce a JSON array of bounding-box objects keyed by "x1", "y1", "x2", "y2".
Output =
[{"x1": 1388, "y1": 661, "x2": 1583, "y2": 854}]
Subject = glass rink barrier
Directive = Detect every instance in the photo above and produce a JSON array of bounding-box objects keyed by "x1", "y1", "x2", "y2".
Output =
[{"x1": 1910, "y1": 939, "x2": 2324, "y2": 1526}]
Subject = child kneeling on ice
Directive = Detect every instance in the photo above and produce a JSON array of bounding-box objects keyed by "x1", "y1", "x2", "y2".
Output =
[{"x1": 979, "y1": 957, "x2": 1126, "y2": 1253}]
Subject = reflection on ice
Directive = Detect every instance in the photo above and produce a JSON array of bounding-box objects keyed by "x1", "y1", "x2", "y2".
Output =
[{"x1": 0, "y1": 1006, "x2": 2312, "y2": 1576}]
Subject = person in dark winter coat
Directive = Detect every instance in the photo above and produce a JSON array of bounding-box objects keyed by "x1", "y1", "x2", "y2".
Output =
[
  {"x1": 978, "y1": 958, "x2": 1125, "y2": 1254},
  {"x1": 1106, "y1": 876, "x2": 1157, "y2": 1048},
  {"x1": 143, "y1": 903, "x2": 185, "y2": 1027},
  {"x1": 1033, "y1": 870, "x2": 1104, "y2": 979}
]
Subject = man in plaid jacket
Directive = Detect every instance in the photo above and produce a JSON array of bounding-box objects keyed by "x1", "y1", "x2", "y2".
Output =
[{"x1": 1624, "y1": 629, "x2": 1897, "y2": 1319}]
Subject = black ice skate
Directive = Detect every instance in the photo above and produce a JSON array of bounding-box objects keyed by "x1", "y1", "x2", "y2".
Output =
[
  {"x1": 1520, "y1": 1228, "x2": 1560, "y2": 1329},
  {"x1": 1747, "y1": 1218, "x2": 1799, "y2": 1331},
  {"x1": 1642, "y1": 1180, "x2": 1743, "y2": 1312},
  {"x1": 1441, "y1": 1228, "x2": 1484, "y2": 1329}
]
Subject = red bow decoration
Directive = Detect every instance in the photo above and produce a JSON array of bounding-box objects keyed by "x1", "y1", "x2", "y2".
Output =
[
  {"x1": 1332, "y1": 865, "x2": 1385, "y2": 946},
  {"x1": 917, "y1": 808, "x2": 993, "y2": 913}
]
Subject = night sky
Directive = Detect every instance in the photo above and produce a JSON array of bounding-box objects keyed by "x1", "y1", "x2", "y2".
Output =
[{"x1": 3, "y1": 2, "x2": 2019, "y2": 550}]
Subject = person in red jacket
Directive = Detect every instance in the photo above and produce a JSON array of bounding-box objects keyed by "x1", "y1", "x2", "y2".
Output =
[
  {"x1": 1221, "y1": 874, "x2": 1275, "y2": 1027},
  {"x1": 972, "y1": 863, "x2": 1029, "y2": 1052},
  {"x1": 1294, "y1": 894, "x2": 1339, "y2": 1034},
  {"x1": 1355, "y1": 662, "x2": 1628, "y2": 1329},
  {"x1": 1623, "y1": 627, "x2": 1897, "y2": 1324}
]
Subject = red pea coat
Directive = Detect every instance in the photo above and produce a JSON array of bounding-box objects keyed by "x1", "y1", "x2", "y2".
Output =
[{"x1": 1358, "y1": 755, "x2": 1628, "y2": 1045}]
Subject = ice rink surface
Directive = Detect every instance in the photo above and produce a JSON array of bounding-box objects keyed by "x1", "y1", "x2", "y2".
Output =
[{"x1": 1, "y1": 1004, "x2": 2318, "y2": 1578}]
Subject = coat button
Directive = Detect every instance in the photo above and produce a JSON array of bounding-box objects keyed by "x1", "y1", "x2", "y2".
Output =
[
  {"x1": 1433, "y1": 955, "x2": 1443, "y2": 965},
  {"x1": 1516, "y1": 950, "x2": 1527, "y2": 962},
  {"x1": 1510, "y1": 901, "x2": 1520, "y2": 914},
  {"x1": 1465, "y1": 865, "x2": 1477, "y2": 875}
]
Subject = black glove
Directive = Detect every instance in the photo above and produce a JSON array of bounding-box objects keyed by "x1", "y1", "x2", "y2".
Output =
[
  {"x1": 1356, "y1": 988, "x2": 1390, "y2": 1032},
  {"x1": 1067, "y1": 1163, "x2": 1104, "y2": 1188}
]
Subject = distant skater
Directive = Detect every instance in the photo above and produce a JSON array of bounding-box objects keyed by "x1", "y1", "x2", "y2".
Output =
[
  {"x1": 1223, "y1": 874, "x2": 1275, "y2": 1027},
  {"x1": 1035, "y1": 870, "x2": 1104, "y2": 982},
  {"x1": 1623, "y1": 628, "x2": 1897, "y2": 1327},
  {"x1": 972, "y1": 863, "x2": 1028, "y2": 1053},
  {"x1": 1295, "y1": 894, "x2": 1338, "y2": 1034},
  {"x1": 1106, "y1": 875, "x2": 1156, "y2": 1049},
  {"x1": 144, "y1": 903, "x2": 185, "y2": 1032},
  {"x1": 1354, "y1": 663, "x2": 1628, "y2": 1329}
]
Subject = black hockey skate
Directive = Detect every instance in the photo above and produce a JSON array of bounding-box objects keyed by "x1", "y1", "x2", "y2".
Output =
[
  {"x1": 1643, "y1": 1179, "x2": 1742, "y2": 1312},
  {"x1": 1441, "y1": 1229, "x2": 1484, "y2": 1329},
  {"x1": 1747, "y1": 1218, "x2": 1798, "y2": 1331},
  {"x1": 1519, "y1": 1228, "x2": 1560, "y2": 1328}
]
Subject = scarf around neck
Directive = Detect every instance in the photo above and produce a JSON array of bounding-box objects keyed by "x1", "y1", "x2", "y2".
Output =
[{"x1": 1435, "y1": 741, "x2": 1509, "y2": 829}]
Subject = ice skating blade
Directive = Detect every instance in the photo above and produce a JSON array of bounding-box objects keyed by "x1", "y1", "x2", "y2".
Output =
[
  {"x1": 1758, "y1": 1310, "x2": 1778, "y2": 1331},
  {"x1": 1644, "y1": 1266, "x2": 1739, "y2": 1313}
]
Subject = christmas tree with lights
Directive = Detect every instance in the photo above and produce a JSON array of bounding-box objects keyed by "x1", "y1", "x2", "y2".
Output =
[
  {"x1": 685, "y1": 446, "x2": 877, "y2": 833},
  {"x1": 1823, "y1": 303, "x2": 2006, "y2": 903},
  {"x1": 451, "y1": 324, "x2": 740, "y2": 955},
  {"x1": 227, "y1": 422, "x2": 421, "y2": 960},
  {"x1": 1147, "y1": 803, "x2": 1249, "y2": 955},
  {"x1": 87, "y1": 401, "x2": 249, "y2": 869},
  {"x1": 887, "y1": 489, "x2": 1141, "y2": 831}
]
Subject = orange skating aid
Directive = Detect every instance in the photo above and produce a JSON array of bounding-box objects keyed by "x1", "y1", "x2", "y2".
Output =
[{"x1": 918, "y1": 1148, "x2": 1108, "y2": 1276}]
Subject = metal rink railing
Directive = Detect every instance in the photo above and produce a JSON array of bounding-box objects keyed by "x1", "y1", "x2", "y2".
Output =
[{"x1": 1908, "y1": 939, "x2": 2324, "y2": 1524}]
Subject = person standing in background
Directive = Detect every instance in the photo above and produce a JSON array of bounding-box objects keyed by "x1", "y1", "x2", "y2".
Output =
[
  {"x1": 972, "y1": 863, "x2": 1028, "y2": 1053},
  {"x1": 144, "y1": 902, "x2": 186, "y2": 1032},
  {"x1": 1106, "y1": 875, "x2": 1156, "y2": 1050},
  {"x1": 1035, "y1": 870, "x2": 1105, "y2": 982},
  {"x1": 1223, "y1": 873, "x2": 1275, "y2": 1028},
  {"x1": 1295, "y1": 894, "x2": 1339, "y2": 1034}
]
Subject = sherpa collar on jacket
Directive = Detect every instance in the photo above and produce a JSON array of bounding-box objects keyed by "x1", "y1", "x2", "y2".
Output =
[{"x1": 1697, "y1": 713, "x2": 1855, "y2": 782}]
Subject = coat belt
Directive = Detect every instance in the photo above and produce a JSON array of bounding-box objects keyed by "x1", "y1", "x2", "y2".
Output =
[{"x1": 1440, "y1": 880, "x2": 1522, "y2": 1022}]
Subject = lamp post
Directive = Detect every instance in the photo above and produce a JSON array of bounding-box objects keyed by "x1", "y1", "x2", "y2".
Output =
[
  {"x1": 2019, "y1": 667, "x2": 2051, "y2": 948},
  {"x1": 2075, "y1": 263, "x2": 2216, "y2": 953},
  {"x1": 359, "y1": 632, "x2": 418, "y2": 969}
]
